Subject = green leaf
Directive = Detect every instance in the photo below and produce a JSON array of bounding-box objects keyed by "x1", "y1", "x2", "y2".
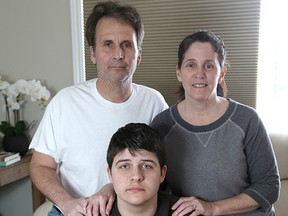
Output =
[
  {"x1": 14, "y1": 120, "x2": 27, "y2": 136},
  {"x1": 0, "y1": 121, "x2": 15, "y2": 136}
]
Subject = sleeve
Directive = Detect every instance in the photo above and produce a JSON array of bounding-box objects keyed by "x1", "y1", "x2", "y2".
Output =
[
  {"x1": 29, "y1": 96, "x2": 61, "y2": 163},
  {"x1": 242, "y1": 112, "x2": 280, "y2": 211}
]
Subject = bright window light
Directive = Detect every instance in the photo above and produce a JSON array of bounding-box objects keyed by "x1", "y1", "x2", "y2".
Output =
[{"x1": 257, "y1": 0, "x2": 288, "y2": 134}]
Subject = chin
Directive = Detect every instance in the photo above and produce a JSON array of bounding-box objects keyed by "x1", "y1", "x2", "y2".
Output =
[{"x1": 124, "y1": 195, "x2": 152, "y2": 206}]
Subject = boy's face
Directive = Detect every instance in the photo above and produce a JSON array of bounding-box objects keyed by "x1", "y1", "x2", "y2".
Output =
[{"x1": 107, "y1": 148, "x2": 166, "y2": 208}]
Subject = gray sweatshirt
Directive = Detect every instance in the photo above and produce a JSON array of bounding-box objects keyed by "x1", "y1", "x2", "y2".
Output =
[{"x1": 151, "y1": 99, "x2": 280, "y2": 215}]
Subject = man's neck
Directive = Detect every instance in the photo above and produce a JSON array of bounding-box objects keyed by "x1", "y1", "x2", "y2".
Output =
[{"x1": 96, "y1": 79, "x2": 133, "y2": 103}]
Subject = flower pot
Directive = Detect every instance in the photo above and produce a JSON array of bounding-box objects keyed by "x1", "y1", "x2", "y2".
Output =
[{"x1": 2, "y1": 135, "x2": 30, "y2": 156}]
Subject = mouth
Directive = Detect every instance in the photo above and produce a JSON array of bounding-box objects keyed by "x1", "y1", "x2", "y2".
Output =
[
  {"x1": 127, "y1": 187, "x2": 145, "y2": 192},
  {"x1": 192, "y1": 83, "x2": 207, "y2": 88},
  {"x1": 109, "y1": 65, "x2": 126, "y2": 69}
]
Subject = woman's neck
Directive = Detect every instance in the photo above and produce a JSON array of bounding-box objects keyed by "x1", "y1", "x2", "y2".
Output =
[{"x1": 178, "y1": 97, "x2": 229, "y2": 126}]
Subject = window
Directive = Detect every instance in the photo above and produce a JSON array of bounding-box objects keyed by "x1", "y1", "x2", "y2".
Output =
[{"x1": 257, "y1": 0, "x2": 288, "y2": 134}]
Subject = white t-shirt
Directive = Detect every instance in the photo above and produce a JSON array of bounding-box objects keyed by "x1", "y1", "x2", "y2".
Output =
[{"x1": 29, "y1": 79, "x2": 168, "y2": 197}]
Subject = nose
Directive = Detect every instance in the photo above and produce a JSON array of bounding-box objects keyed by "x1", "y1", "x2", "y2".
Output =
[
  {"x1": 113, "y1": 46, "x2": 124, "y2": 61},
  {"x1": 193, "y1": 67, "x2": 206, "y2": 79},
  {"x1": 130, "y1": 167, "x2": 144, "y2": 182}
]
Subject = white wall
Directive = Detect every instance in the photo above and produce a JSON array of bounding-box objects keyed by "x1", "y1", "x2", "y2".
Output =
[
  {"x1": 0, "y1": 0, "x2": 74, "y2": 215},
  {"x1": 0, "y1": 0, "x2": 74, "y2": 135}
]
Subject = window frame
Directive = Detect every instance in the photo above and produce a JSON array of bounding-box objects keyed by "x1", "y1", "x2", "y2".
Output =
[{"x1": 70, "y1": 0, "x2": 85, "y2": 84}]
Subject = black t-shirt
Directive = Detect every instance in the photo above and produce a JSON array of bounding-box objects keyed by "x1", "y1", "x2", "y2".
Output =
[{"x1": 110, "y1": 191, "x2": 178, "y2": 216}]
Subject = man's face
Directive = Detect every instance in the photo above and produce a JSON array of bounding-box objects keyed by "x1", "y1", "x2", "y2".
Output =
[
  {"x1": 90, "y1": 17, "x2": 141, "y2": 84},
  {"x1": 107, "y1": 149, "x2": 166, "y2": 208}
]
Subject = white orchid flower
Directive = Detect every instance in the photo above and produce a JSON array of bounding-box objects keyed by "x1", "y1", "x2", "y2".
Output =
[
  {"x1": 0, "y1": 81, "x2": 10, "y2": 91},
  {"x1": 0, "y1": 76, "x2": 51, "y2": 128}
]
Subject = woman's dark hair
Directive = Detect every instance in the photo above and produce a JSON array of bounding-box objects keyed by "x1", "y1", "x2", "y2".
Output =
[
  {"x1": 85, "y1": 1, "x2": 144, "y2": 50},
  {"x1": 176, "y1": 30, "x2": 228, "y2": 101},
  {"x1": 107, "y1": 123, "x2": 165, "y2": 169}
]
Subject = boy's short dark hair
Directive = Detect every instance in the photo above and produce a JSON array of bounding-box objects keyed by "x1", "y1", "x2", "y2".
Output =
[
  {"x1": 107, "y1": 123, "x2": 165, "y2": 169},
  {"x1": 85, "y1": 0, "x2": 144, "y2": 49}
]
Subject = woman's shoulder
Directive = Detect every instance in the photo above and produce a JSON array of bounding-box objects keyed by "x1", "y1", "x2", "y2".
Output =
[
  {"x1": 152, "y1": 106, "x2": 174, "y2": 123},
  {"x1": 228, "y1": 98, "x2": 259, "y2": 116},
  {"x1": 228, "y1": 99, "x2": 262, "y2": 130}
]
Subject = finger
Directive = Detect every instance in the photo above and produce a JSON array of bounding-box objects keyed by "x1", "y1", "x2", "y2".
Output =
[
  {"x1": 105, "y1": 194, "x2": 115, "y2": 215},
  {"x1": 172, "y1": 197, "x2": 187, "y2": 210},
  {"x1": 75, "y1": 201, "x2": 89, "y2": 215},
  {"x1": 172, "y1": 202, "x2": 197, "y2": 216},
  {"x1": 179, "y1": 205, "x2": 196, "y2": 216},
  {"x1": 90, "y1": 202, "x2": 99, "y2": 216},
  {"x1": 84, "y1": 202, "x2": 94, "y2": 216},
  {"x1": 191, "y1": 205, "x2": 197, "y2": 211},
  {"x1": 95, "y1": 198, "x2": 107, "y2": 216}
]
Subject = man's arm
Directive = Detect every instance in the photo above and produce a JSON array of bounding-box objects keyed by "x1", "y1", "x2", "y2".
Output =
[
  {"x1": 86, "y1": 183, "x2": 115, "y2": 216},
  {"x1": 29, "y1": 151, "x2": 87, "y2": 215}
]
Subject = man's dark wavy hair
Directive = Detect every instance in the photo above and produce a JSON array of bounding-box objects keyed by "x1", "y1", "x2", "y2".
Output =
[{"x1": 85, "y1": 1, "x2": 144, "y2": 50}]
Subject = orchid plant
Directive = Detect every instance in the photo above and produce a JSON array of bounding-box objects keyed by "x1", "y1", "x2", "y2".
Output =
[{"x1": 0, "y1": 76, "x2": 51, "y2": 137}]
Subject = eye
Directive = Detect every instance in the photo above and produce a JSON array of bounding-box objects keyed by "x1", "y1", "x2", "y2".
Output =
[
  {"x1": 204, "y1": 63, "x2": 215, "y2": 70},
  {"x1": 104, "y1": 41, "x2": 113, "y2": 48},
  {"x1": 186, "y1": 62, "x2": 197, "y2": 69},
  {"x1": 122, "y1": 41, "x2": 132, "y2": 49},
  {"x1": 119, "y1": 164, "x2": 130, "y2": 170},
  {"x1": 142, "y1": 163, "x2": 153, "y2": 169}
]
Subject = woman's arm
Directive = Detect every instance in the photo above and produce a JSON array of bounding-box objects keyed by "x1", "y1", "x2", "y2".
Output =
[{"x1": 172, "y1": 193, "x2": 259, "y2": 216}]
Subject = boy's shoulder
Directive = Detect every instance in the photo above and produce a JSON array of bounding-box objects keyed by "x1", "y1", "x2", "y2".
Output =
[{"x1": 156, "y1": 191, "x2": 179, "y2": 216}]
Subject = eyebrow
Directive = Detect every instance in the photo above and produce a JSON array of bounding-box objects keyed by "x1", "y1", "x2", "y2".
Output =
[
  {"x1": 115, "y1": 159, "x2": 158, "y2": 166},
  {"x1": 185, "y1": 58, "x2": 215, "y2": 62},
  {"x1": 115, "y1": 159, "x2": 130, "y2": 166},
  {"x1": 102, "y1": 39, "x2": 133, "y2": 43}
]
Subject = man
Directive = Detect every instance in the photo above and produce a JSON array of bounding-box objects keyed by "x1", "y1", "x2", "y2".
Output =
[
  {"x1": 29, "y1": 1, "x2": 168, "y2": 215},
  {"x1": 106, "y1": 123, "x2": 178, "y2": 216}
]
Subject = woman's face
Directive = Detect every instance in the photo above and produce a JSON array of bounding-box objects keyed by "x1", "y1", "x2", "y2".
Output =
[{"x1": 176, "y1": 42, "x2": 226, "y2": 102}]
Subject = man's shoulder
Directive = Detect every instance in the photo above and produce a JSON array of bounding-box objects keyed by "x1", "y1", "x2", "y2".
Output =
[
  {"x1": 132, "y1": 83, "x2": 167, "y2": 107},
  {"x1": 132, "y1": 83, "x2": 161, "y2": 94},
  {"x1": 53, "y1": 79, "x2": 96, "y2": 99},
  {"x1": 61, "y1": 79, "x2": 95, "y2": 92}
]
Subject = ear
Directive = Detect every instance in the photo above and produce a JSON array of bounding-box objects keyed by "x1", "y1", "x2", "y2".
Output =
[
  {"x1": 218, "y1": 67, "x2": 227, "y2": 84},
  {"x1": 137, "y1": 48, "x2": 142, "y2": 65},
  {"x1": 107, "y1": 166, "x2": 113, "y2": 182},
  {"x1": 160, "y1": 165, "x2": 167, "y2": 183},
  {"x1": 176, "y1": 65, "x2": 182, "y2": 82},
  {"x1": 90, "y1": 46, "x2": 97, "y2": 64}
]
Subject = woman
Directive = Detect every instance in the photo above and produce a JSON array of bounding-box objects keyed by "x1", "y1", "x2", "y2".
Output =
[{"x1": 151, "y1": 30, "x2": 279, "y2": 216}]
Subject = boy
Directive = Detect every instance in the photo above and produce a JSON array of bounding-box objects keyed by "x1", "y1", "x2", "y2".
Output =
[{"x1": 106, "y1": 123, "x2": 178, "y2": 216}]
